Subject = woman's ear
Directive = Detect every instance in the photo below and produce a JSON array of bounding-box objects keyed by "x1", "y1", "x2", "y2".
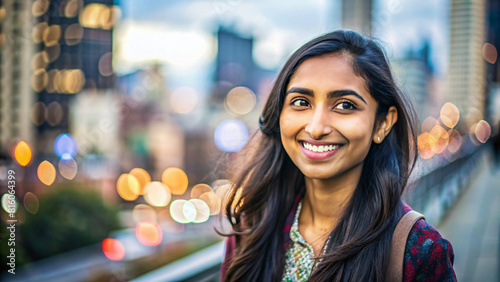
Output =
[{"x1": 373, "y1": 106, "x2": 398, "y2": 144}]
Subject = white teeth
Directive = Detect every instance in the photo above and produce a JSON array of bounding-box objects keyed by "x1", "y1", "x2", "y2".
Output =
[{"x1": 302, "y1": 142, "x2": 340, "y2": 152}]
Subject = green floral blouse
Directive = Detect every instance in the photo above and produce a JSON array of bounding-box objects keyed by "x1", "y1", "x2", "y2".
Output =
[{"x1": 282, "y1": 201, "x2": 315, "y2": 281}]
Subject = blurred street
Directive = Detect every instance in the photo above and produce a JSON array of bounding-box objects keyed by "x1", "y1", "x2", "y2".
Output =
[{"x1": 438, "y1": 151, "x2": 500, "y2": 282}]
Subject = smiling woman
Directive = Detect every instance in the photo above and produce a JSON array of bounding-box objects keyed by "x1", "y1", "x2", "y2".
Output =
[{"x1": 220, "y1": 30, "x2": 456, "y2": 282}]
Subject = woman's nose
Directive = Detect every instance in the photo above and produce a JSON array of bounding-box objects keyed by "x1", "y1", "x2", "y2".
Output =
[{"x1": 304, "y1": 107, "x2": 333, "y2": 139}]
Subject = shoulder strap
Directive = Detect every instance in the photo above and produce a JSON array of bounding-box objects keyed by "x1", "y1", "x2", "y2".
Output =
[{"x1": 387, "y1": 210, "x2": 425, "y2": 282}]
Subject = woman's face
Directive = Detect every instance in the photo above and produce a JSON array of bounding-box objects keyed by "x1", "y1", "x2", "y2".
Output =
[{"x1": 279, "y1": 54, "x2": 379, "y2": 181}]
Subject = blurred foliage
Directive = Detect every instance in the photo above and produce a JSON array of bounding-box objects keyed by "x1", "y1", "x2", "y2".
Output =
[{"x1": 19, "y1": 185, "x2": 120, "y2": 262}]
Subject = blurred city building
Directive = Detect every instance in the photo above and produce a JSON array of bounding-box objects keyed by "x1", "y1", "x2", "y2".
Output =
[
  {"x1": 0, "y1": 0, "x2": 35, "y2": 159},
  {"x1": 341, "y1": 0, "x2": 373, "y2": 35},
  {"x1": 445, "y1": 0, "x2": 487, "y2": 128}
]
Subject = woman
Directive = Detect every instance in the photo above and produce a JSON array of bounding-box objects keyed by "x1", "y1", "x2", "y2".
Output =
[{"x1": 220, "y1": 30, "x2": 456, "y2": 281}]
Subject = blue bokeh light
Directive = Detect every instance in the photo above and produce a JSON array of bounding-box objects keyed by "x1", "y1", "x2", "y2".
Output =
[
  {"x1": 54, "y1": 134, "x2": 78, "y2": 160},
  {"x1": 214, "y1": 120, "x2": 249, "y2": 152}
]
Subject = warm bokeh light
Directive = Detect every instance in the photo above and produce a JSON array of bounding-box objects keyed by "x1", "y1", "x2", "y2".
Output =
[
  {"x1": 421, "y1": 116, "x2": 438, "y2": 133},
  {"x1": 32, "y1": 0, "x2": 50, "y2": 16},
  {"x1": 161, "y1": 167, "x2": 188, "y2": 195},
  {"x1": 225, "y1": 86, "x2": 257, "y2": 115},
  {"x1": 44, "y1": 44, "x2": 61, "y2": 63},
  {"x1": 23, "y1": 192, "x2": 39, "y2": 215},
  {"x1": 64, "y1": 23, "x2": 84, "y2": 46},
  {"x1": 132, "y1": 204, "x2": 157, "y2": 224},
  {"x1": 43, "y1": 25, "x2": 61, "y2": 47},
  {"x1": 418, "y1": 132, "x2": 437, "y2": 159},
  {"x1": 189, "y1": 199, "x2": 210, "y2": 223},
  {"x1": 58, "y1": 69, "x2": 85, "y2": 94},
  {"x1": 98, "y1": 52, "x2": 113, "y2": 76},
  {"x1": 102, "y1": 238, "x2": 125, "y2": 261},
  {"x1": 31, "y1": 51, "x2": 49, "y2": 71},
  {"x1": 429, "y1": 125, "x2": 449, "y2": 154},
  {"x1": 64, "y1": 0, "x2": 82, "y2": 18},
  {"x1": 79, "y1": 3, "x2": 117, "y2": 30},
  {"x1": 1, "y1": 194, "x2": 18, "y2": 214},
  {"x1": 58, "y1": 157, "x2": 78, "y2": 180},
  {"x1": 144, "y1": 181, "x2": 172, "y2": 207},
  {"x1": 199, "y1": 191, "x2": 221, "y2": 215},
  {"x1": 14, "y1": 141, "x2": 32, "y2": 166},
  {"x1": 170, "y1": 87, "x2": 198, "y2": 114},
  {"x1": 54, "y1": 133, "x2": 78, "y2": 160},
  {"x1": 446, "y1": 129, "x2": 462, "y2": 154},
  {"x1": 129, "y1": 168, "x2": 151, "y2": 195},
  {"x1": 214, "y1": 180, "x2": 232, "y2": 215},
  {"x1": 474, "y1": 120, "x2": 491, "y2": 143},
  {"x1": 116, "y1": 174, "x2": 140, "y2": 201},
  {"x1": 37, "y1": 161, "x2": 56, "y2": 186},
  {"x1": 190, "y1": 184, "x2": 213, "y2": 199},
  {"x1": 32, "y1": 22, "x2": 48, "y2": 43},
  {"x1": 214, "y1": 120, "x2": 249, "y2": 152},
  {"x1": 136, "y1": 221, "x2": 162, "y2": 246},
  {"x1": 482, "y1": 43, "x2": 498, "y2": 64},
  {"x1": 46, "y1": 101, "x2": 63, "y2": 126},
  {"x1": 170, "y1": 200, "x2": 191, "y2": 224},
  {"x1": 31, "y1": 69, "x2": 49, "y2": 92},
  {"x1": 30, "y1": 102, "x2": 46, "y2": 125},
  {"x1": 440, "y1": 103, "x2": 460, "y2": 129}
]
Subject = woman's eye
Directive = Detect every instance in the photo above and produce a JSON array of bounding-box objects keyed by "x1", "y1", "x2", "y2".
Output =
[
  {"x1": 291, "y1": 99, "x2": 310, "y2": 107},
  {"x1": 335, "y1": 102, "x2": 356, "y2": 110}
]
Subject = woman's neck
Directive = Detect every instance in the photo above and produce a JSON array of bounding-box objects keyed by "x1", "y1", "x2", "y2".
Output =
[{"x1": 300, "y1": 165, "x2": 363, "y2": 232}]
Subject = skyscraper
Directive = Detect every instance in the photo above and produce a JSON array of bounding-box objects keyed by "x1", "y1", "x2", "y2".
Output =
[
  {"x1": 445, "y1": 0, "x2": 487, "y2": 126},
  {"x1": 0, "y1": 0, "x2": 36, "y2": 157},
  {"x1": 342, "y1": 0, "x2": 373, "y2": 35}
]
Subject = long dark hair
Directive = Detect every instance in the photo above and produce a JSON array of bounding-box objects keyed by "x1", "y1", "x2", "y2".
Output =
[{"x1": 222, "y1": 30, "x2": 418, "y2": 281}]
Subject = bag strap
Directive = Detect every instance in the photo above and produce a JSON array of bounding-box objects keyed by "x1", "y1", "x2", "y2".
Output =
[{"x1": 387, "y1": 210, "x2": 425, "y2": 282}]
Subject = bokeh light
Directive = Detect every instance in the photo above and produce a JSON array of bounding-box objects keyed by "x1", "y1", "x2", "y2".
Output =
[
  {"x1": 98, "y1": 52, "x2": 113, "y2": 76},
  {"x1": 102, "y1": 238, "x2": 125, "y2": 261},
  {"x1": 189, "y1": 199, "x2": 210, "y2": 223},
  {"x1": 158, "y1": 209, "x2": 185, "y2": 233},
  {"x1": 129, "y1": 168, "x2": 151, "y2": 195},
  {"x1": 58, "y1": 157, "x2": 78, "y2": 180},
  {"x1": 32, "y1": 0, "x2": 50, "y2": 16},
  {"x1": 132, "y1": 204, "x2": 157, "y2": 224},
  {"x1": 440, "y1": 103, "x2": 460, "y2": 129},
  {"x1": 136, "y1": 221, "x2": 162, "y2": 246},
  {"x1": 64, "y1": 23, "x2": 84, "y2": 46},
  {"x1": 31, "y1": 69, "x2": 49, "y2": 92},
  {"x1": 30, "y1": 102, "x2": 46, "y2": 125},
  {"x1": 482, "y1": 43, "x2": 498, "y2": 64},
  {"x1": 225, "y1": 86, "x2": 257, "y2": 115},
  {"x1": 144, "y1": 181, "x2": 172, "y2": 207},
  {"x1": 64, "y1": 0, "x2": 82, "y2": 18},
  {"x1": 170, "y1": 200, "x2": 191, "y2": 224},
  {"x1": 116, "y1": 173, "x2": 140, "y2": 201},
  {"x1": 161, "y1": 167, "x2": 188, "y2": 195},
  {"x1": 1, "y1": 194, "x2": 18, "y2": 214},
  {"x1": 44, "y1": 44, "x2": 61, "y2": 63},
  {"x1": 466, "y1": 108, "x2": 484, "y2": 128},
  {"x1": 214, "y1": 120, "x2": 249, "y2": 152},
  {"x1": 31, "y1": 51, "x2": 49, "y2": 71},
  {"x1": 46, "y1": 101, "x2": 63, "y2": 126},
  {"x1": 418, "y1": 132, "x2": 437, "y2": 159},
  {"x1": 32, "y1": 22, "x2": 48, "y2": 43},
  {"x1": 170, "y1": 87, "x2": 198, "y2": 114},
  {"x1": 37, "y1": 161, "x2": 56, "y2": 186},
  {"x1": 421, "y1": 116, "x2": 438, "y2": 133},
  {"x1": 79, "y1": 3, "x2": 116, "y2": 29},
  {"x1": 199, "y1": 191, "x2": 221, "y2": 215},
  {"x1": 429, "y1": 125, "x2": 449, "y2": 154},
  {"x1": 54, "y1": 133, "x2": 78, "y2": 160},
  {"x1": 447, "y1": 129, "x2": 462, "y2": 154},
  {"x1": 14, "y1": 141, "x2": 32, "y2": 166},
  {"x1": 474, "y1": 120, "x2": 491, "y2": 143},
  {"x1": 190, "y1": 184, "x2": 213, "y2": 199},
  {"x1": 23, "y1": 192, "x2": 39, "y2": 215},
  {"x1": 43, "y1": 25, "x2": 61, "y2": 47}
]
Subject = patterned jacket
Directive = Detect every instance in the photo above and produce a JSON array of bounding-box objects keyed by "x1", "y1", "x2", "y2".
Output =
[{"x1": 221, "y1": 196, "x2": 457, "y2": 281}]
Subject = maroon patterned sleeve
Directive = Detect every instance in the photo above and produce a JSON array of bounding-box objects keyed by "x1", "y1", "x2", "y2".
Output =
[{"x1": 403, "y1": 219, "x2": 457, "y2": 282}]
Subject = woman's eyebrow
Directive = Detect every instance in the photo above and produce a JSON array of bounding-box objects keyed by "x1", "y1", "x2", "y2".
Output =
[{"x1": 286, "y1": 87, "x2": 367, "y2": 105}]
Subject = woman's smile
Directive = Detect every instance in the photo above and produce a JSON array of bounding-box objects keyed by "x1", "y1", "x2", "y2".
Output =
[{"x1": 299, "y1": 140, "x2": 344, "y2": 159}]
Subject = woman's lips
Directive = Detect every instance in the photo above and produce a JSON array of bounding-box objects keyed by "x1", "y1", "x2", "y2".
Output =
[{"x1": 300, "y1": 141, "x2": 343, "y2": 159}]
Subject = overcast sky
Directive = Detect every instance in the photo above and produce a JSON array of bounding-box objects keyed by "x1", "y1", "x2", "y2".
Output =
[{"x1": 115, "y1": 0, "x2": 449, "y2": 88}]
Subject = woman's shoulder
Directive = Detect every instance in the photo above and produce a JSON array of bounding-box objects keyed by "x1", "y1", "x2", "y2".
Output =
[{"x1": 402, "y1": 204, "x2": 457, "y2": 281}]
